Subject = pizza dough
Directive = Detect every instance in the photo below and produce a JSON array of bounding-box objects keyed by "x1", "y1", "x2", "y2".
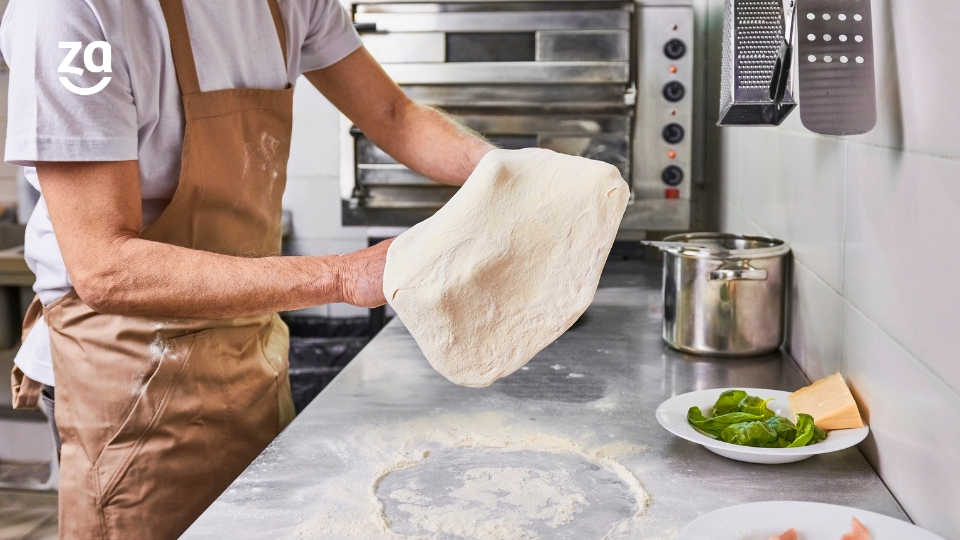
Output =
[{"x1": 382, "y1": 148, "x2": 629, "y2": 387}]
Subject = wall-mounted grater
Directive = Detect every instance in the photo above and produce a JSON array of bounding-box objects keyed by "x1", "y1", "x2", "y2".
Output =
[
  {"x1": 796, "y1": 0, "x2": 877, "y2": 135},
  {"x1": 718, "y1": 0, "x2": 797, "y2": 126}
]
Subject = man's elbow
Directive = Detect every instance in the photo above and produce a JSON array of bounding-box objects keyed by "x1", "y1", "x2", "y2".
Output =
[{"x1": 71, "y1": 266, "x2": 127, "y2": 314}]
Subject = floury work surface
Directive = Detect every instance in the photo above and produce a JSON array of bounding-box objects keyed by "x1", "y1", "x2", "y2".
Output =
[{"x1": 183, "y1": 261, "x2": 906, "y2": 539}]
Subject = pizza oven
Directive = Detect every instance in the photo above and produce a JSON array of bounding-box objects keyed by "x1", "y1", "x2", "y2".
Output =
[{"x1": 339, "y1": 0, "x2": 700, "y2": 235}]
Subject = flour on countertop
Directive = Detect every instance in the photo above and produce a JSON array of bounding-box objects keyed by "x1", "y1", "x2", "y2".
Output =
[
  {"x1": 387, "y1": 465, "x2": 586, "y2": 539},
  {"x1": 293, "y1": 412, "x2": 649, "y2": 540}
]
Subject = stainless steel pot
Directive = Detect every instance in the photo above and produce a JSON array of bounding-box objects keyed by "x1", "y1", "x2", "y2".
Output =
[{"x1": 647, "y1": 233, "x2": 791, "y2": 357}]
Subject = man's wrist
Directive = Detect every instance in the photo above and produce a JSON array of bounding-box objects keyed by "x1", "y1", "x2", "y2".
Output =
[{"x1": 310, "y1": 254, "x2": 347, "y2": 305}]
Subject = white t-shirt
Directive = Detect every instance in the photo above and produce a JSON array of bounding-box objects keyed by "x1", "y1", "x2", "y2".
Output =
[{"x1": 2, "y1": 0, "x2": 362, "y2": 385}]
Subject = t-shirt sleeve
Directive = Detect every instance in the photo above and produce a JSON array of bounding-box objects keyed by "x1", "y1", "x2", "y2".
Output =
[
  {"x1": 1, "y1": 0, "x2": 138, "y2": 166},
  {"x1": 298, "y1": 0, "x2": 363, "y2": 74}
]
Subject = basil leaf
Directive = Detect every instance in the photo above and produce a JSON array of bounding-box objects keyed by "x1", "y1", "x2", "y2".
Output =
[
  {"x1": 713, "y1": 390, "x2": 749, "y2": 415},
  {"x1": 764, "y1": 415, "x2": 798, "y2": 447},
  {"x1": 720, "y1": 420, "x2": 779, "y2": 447},
  {"x1": 787, "y1": 413, "x2": 828, "y2": 448},
  {"x1": 687, "y1": 406, "x2": 765, "y2": 438},
  {"x1": 739, "y1": 395, "x2": 777, "y2": 419},
  {"x1": 686, "y1": 391, "x2": 828, "y2": 449}
]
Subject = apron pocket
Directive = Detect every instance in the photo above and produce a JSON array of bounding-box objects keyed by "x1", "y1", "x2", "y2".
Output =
[
  {"x1": 260, "y1": 315, "x2": 294, "y2": 431},
  {"x1": 92, "y1": 330, "x2": 200, "y2": 504}
]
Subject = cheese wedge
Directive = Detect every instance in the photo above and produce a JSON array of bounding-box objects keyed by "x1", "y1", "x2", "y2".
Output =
[{"x1": 788, "y1": 372, "x2": 865, "y2": 430}]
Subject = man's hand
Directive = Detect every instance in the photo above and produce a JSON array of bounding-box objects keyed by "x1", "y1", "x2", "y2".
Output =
[
  {"x1": 337, "y1": 238, "x2": 394, "y2": 308},
  {"x1": 305, "y1": 48, "x2": 494, "y2": 186}
]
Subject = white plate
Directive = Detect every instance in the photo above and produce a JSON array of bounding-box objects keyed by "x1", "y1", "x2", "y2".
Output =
[
  {"x1": 655, "y1": 387, "x2": 869, "y2": 464},
  {"x1": 677, "y1": 501, "x2": 945, "y2": 540}
]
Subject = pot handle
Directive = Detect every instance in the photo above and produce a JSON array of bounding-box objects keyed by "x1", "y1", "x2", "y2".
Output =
[{"x1": 709, "y1": 263, "x2": 768, "y2": 282}]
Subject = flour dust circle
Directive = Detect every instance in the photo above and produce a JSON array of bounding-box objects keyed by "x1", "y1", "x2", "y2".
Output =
[{"x1": 376, "y1": 447, "x2": 638, "y2": 539}]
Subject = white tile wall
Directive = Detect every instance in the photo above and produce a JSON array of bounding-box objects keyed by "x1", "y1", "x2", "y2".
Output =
[
  {"x1": 717, "y1": 0, "x2": 960, "y2": 535},
  {"x1": 842, "y1": 303, "x2": 960, "y2": 537},
  {"x1": 288, "y1": 77, "x2": 342, "y2": 178},
  {"x1": 788, "y1": 260, "x2": 843, "y2": 382},
  {"x1": 282, "y1": 175, "x2": 365, "y2": 241},
  {"x1": 777, "y1": 134, "x2": 846, "y2": 291},
  {"x1": 844, "y1": 145, "x2": 960, "y2": 392}
]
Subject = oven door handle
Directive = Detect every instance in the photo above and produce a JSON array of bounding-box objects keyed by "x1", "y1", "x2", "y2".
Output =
[{"x1": 352, "y1": 22, "x2": 378, "y2": 33}]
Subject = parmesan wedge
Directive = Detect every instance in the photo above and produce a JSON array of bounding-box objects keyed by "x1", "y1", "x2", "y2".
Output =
[{"x1": 788, "y1": 372, "x2": 865, "y2": 430}]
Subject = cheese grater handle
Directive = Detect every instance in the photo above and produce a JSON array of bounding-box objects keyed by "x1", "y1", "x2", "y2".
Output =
[{"x1": 769, "y1": 0, "x2": 797, "y2": 103}]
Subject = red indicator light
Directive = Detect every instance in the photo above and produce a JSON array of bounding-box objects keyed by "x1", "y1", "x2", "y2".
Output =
[
  {"x1": 667, "y1": 150, "x2": 677, "y2": 159},
  {"x1": 665, "y1": 188, "x2": 681, "y2": 199},
  {"x1": 669, "y1": 65, "x2": 678, "y2": 74}
]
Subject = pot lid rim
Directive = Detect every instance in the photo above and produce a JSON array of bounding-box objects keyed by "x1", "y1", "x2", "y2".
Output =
[{"x1": 661, "y1": 232, "x2": 791, "y2": 258}]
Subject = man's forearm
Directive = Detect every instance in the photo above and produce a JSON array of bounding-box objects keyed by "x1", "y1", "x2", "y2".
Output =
[
  {"x1": 76, "y1": 236, "x2": 341, "y2": 319},
  {"x1": 37, "y1": 160, "x2": 393, "y2": 320},
  {"x1": 305, "y1": 48, "x2": 495, "y2": 186},
  {"x1": 370, "y1": 100, "x2": 493, "y2": 186}
]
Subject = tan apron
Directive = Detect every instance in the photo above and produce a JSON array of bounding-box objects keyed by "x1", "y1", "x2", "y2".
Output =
[{"x1": 44, "y1": 1, "x2": 296, "y2": 537}]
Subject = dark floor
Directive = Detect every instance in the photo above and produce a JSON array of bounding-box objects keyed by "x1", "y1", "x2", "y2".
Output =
[{"x1": 0, "y1": 489, "x2": 57, "y2": 540}]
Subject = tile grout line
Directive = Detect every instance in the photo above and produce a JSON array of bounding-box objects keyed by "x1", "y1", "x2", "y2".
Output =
[
  {"x1": 838, "y1": 140, "x2": 850, "y2": 374},
  {"x1": 845, "y1": 139, "x2": 960, "y2": 165},
  {"x1": 773, "y1": 126, "x2": 960, "y2": 166},
  {"x1": 843, "y1": 298, "x2": 960, "y2": 399}
]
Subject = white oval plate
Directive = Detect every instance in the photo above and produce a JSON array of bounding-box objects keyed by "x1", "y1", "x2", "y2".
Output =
[
  {"x1": 677, "y1": 501, "x2": 944, "y2": 540},
  {"x1": 656, "y1": 387, "x2": 869, "y2": 464}
]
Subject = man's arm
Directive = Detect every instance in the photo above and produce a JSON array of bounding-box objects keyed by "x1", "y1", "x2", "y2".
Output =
[
  {"x1": 37, "y1": 160, "x2": 389, "y2": 318},
  {"x1": 305, "y1": 47, "x2": 494, "y2": 186}
]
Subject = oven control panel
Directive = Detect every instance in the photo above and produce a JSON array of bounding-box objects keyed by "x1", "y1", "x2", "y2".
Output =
[{"x1": 626, "y1": 5, "x2": 695, "y2": 232}]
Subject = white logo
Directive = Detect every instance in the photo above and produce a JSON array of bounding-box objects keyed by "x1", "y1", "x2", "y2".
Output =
[{"x1": 58, "y1": 41, "x2": 112, "y2": 95}]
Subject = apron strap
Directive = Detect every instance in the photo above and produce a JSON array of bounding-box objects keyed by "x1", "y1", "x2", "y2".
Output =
[{"x1": 158, "y1": 0, "x2": 289, "y2": 96}]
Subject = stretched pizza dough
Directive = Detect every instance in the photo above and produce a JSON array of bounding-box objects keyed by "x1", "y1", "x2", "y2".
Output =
[{"x1": 383, "y1": 148, "x2": 630, "y2": 388}]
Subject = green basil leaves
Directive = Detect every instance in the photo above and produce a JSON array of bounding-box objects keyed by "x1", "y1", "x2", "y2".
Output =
[{"x1": 687, "y1": 390, "x2": 827, "y2": 448}]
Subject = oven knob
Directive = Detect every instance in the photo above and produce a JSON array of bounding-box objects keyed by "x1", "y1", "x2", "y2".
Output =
[
  {"x1": 662, "y1": 165, "x2": 684, "y2": 186},
  {"x1": 664, "y1": 39, "x2": 686, "y2": 60},
  {"x1": 662, "y1": 123, "x2": 685, "y2": 144},
  {"x1": 663, "y1": 81, "x2": 685, "y2": 102}
]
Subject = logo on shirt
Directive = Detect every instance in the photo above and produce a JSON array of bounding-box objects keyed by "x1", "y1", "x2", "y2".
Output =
[{"x1": 58, "y1": 41, "x2": 112, "y2": 96}]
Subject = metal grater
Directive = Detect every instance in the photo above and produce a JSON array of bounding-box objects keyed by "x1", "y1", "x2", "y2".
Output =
[
  {"x1": 718, "y1": 0, "x2": 797, "y2": 126},
  {"x1": 797, "y1": 0, "x2": 877, "y2": 134}
]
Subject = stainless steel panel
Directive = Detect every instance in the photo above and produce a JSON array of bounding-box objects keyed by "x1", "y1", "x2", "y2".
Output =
[
  {"x1": 357, "y1": 167, "x2": 442, "y2": 186},
  {"x1": 401, "y1": 84, "x2": 630, "y2": 109},
  {"x1": 356, "y1": 137, "x2": 397, "y2": 164},
  {"x1": 456, "y1": 114, "x2": 630, "y2": 135},
  {"x1": 362, "y1": 32, "x2": 445, "y2": 63},
  {"x1": 353, "y1": 10, "x2": 631, "y2": 32},
  {"x1": 381, "y1": 61, "x2": 630, "y2": 84},
  {"x1": 536, "y1": 31, "x2": 630, "y2": 62},
  {"x1": 619, "y1": 199, "x2": 691, "y2": 231},
  {"x1": 355, "y1": 2, "x2": 634, "y2": 15},
  {"x1": 633, "y1": 6, "x2": 695, "y2": 205},
  {"x1": 539, "y1": 136, "x2": 629, "y2": 177},
  {"x1": 363, "y1": 185, "x2": 458, "y2": 208}
]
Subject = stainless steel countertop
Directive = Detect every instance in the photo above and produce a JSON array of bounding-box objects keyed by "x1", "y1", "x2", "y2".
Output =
[{"x1": 183, "y1": 260, "x2": 906, "y2": 539}]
